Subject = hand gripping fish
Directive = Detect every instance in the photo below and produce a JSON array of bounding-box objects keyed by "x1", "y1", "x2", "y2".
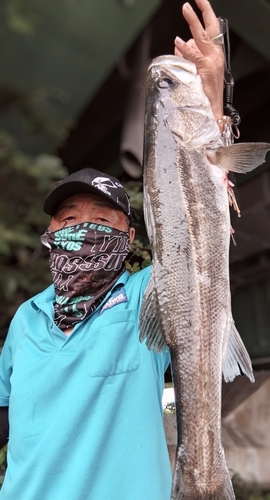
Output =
[{"x1": 139, "y1": 55, "x2": 270, "y2": 500}]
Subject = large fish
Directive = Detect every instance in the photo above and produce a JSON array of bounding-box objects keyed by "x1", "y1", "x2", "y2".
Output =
[{"x1": 139, "y1": 55, "x2": 270, "y2": 500}]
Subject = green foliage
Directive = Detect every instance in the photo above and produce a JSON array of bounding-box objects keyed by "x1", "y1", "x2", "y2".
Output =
[
  {"x1": 232, "y1": 474, "x2": 270, "y2": 500},
  {"x1": 0, "y1": 85, "x2": 71, "y2": 147},
  {"x1": 0, "y1": 445, "x2": 7, "y2": 488},
  {"x1": 126, "y1": 238, "x2": 151, "y2": 274},
  {"x1": 124, "y1": 180, "x2": 143, "y2": 211},
  {"x1": 163, "y1": 402, "x2": 176, "y2": 414},
  {"x1": 124, "y1": 180, "x2": 149, "y2": 244},
  {"x1": 0, "y1": 130, "x2": 68, "y2": 337},
  {"x1": 5, "y1": 0, "x2": 37, "y2": 36},
  {"x1": 124, "y1": 180, "x2": 152, "y2": 274}
]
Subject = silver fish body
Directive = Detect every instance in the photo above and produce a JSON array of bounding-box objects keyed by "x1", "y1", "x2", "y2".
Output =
[{"x1": 139, "y1": 55, "x2": 270, "y2": 500}]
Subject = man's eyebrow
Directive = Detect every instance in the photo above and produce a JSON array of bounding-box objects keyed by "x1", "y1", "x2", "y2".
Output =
[
  {"x1": 55, "y1": 202, "x2": 79, "y2": 215},
  {"x1": 61, "y1": 202, "x2": 78, "y2": 210},
  {"x1": 55, "y1": 199, "x2": 116, "y2": 216}
]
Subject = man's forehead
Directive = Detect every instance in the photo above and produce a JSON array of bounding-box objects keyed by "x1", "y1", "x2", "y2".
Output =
[{"x1": 56, "y1": 193, "x2": 117, "y2": 213}]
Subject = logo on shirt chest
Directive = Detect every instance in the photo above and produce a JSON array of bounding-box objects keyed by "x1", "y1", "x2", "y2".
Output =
[{"x1": 100, "y1": 287, "x2": 128, "y2": 314}]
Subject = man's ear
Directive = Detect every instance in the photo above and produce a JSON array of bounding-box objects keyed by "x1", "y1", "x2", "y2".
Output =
[{"x1": 129, "y1": 227, "x2": 135, "y2": 244}]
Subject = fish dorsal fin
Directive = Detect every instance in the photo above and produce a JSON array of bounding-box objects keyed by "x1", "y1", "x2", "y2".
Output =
[
  {"x1": 222, "y1": 319, "x2": 254, "y2": 383},
  {"x1": 206, "y1": 142, "x2": 270, "y2": 173},
  {"x1": 139, "y1": 273, "x2": 167, "y2": 352}
]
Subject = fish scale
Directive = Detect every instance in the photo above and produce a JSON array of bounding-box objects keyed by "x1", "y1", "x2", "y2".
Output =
[{"x1": 139, "y1": 55, "x2": 270, "y2": 499}]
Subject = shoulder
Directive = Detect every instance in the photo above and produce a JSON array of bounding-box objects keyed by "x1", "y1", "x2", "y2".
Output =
[
  {"x1": 4, "y1": 285, "x2": 54, "y2": 346},
  {"x1": 118, "y1": 266, "x2": 151, "y2": 315},
  {"x1": 126, "y1": 265, "x2": 151, "y2": 286},
  {"x1": 11, "y1": 284, "x2": 55, "y2": 320},
  {"x1": 125, "y1": 266, "x2": 151, "y2": 295}
]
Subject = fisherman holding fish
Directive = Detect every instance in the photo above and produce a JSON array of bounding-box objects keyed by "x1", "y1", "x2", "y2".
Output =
[{"x1": 0, "y1": 1, "x2": 256, "y2": 499}]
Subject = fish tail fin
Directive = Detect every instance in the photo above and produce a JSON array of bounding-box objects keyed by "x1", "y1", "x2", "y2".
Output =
[
  {"x1": 171, "y1": 480, "x2": 236, "y2": 499},
  {"x1": 172, "y1": 490, "x2": 235, "y2": 500},
  {"x1": 214, "y1": 467, "x2": 237, "y2": 500},
  {"x1": 139, "y1": 274, "x2": 167, "y2": 352},
  {"x1": 222, "y1": 474, "x2": 237, "y2": 500},
  {"x1": 171, "y1": 466, "x2": 236, "y2": 499},
  {"x1": 222, "y1": 319, "x2": 255, "y2": 383}
]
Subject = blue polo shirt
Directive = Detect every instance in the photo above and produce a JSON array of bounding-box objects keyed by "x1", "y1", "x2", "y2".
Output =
[{"x1": 0, "y1": 266, "x2": 172, "y2": 500}]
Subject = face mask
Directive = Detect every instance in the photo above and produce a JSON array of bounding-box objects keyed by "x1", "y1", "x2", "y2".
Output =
[{"x1": 41, "y1": 221, "x2": 131, "y2": 332}]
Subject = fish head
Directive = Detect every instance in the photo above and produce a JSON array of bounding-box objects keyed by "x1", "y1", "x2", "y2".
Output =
[{"x1": 145, "y1": 55, "x2": 220, "y2": 148}]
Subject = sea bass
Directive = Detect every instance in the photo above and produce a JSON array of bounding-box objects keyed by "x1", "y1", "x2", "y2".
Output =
[{"x1": 139, "y1": 55, "x2": 270, "y2": 500}]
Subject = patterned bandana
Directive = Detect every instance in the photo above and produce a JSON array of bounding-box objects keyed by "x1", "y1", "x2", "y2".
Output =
[{"x1": 41, "y1": 222, "x2": 131, "y2": 332}]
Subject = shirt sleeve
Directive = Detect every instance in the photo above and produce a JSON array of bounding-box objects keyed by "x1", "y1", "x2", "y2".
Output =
[{"x1": 0, "y1": 326, "x2": 13, "y2": 406}]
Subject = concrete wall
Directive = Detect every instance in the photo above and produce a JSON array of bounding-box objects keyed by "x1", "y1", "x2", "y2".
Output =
[
  {"x1": 164, "y1": 379, "x2": 270, "y2": 488},
  {"x1": 222, "y1": 379, "x2": 270, "y2": 489}
]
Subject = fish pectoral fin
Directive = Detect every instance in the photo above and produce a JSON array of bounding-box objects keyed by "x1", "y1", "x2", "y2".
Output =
[
  {"x1": 222, "y1": 319, "x2": 255, "y2": 383},
  {"x1": 206, "y1": 142, "x2": 270, "y2": 173},
  {"x1": 139, "y1": 275, "x2": 167, "y2": 353}
]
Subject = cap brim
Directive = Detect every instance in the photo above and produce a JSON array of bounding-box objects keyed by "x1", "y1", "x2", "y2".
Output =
[{"x1": 44, "y1": 181, "x2": 123, "y2": 217}]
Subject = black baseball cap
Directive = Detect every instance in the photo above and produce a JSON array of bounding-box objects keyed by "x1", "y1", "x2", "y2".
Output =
[{"x1": 43, "y1": 168, "x2": 132, "y2": 222}]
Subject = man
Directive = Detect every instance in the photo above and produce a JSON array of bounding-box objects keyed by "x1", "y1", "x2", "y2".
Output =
[{"x1": 0, "y1": 1, "x2": 225, "y2": 498}]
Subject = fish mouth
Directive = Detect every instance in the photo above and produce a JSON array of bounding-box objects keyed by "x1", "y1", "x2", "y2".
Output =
[
  {"x1": 148, "y1": 55, "x2": 199, "y2": 85},
  {"x1": 148, "y1": 55, "x2": 197, "y2": 75}
]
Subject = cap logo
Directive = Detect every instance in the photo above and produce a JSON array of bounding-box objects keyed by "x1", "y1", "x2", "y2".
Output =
[{"x1": 92, "y1": 176, "x2": 123, "y2": 197}]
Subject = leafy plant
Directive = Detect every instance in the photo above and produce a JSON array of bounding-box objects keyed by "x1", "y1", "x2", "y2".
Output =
[
  {"x1": 163, "y1": 402, "x2": 176, "y2": 414},
  {"x1": 232, "y1": 474, "x2": 270, "y2": 500},
  {"x1": 126, "y1": 238, "x2": 151, "y2": 274},
  {"x1": 0, "y1": 445, "x2": 7, "y2": 487},
  {"x1": 0, "y1": 130, "x2": 68, "y2": 338},
  {"x1": 5, "y1": 0, "x2": 37, "y2": 36}
]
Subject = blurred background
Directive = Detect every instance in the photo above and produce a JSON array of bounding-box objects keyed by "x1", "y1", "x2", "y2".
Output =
[{"x1": 0, "y1": 0, "x2": 269, "y2": 494}]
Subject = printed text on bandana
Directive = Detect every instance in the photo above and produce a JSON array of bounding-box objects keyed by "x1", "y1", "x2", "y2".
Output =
[{"x1": 41, "y1": 222, "x2": 130, "y2": 331}]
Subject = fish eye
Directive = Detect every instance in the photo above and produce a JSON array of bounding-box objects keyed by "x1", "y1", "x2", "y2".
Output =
[{"x1": 157, "y1": 77, "x2": 175, "y2": 89}]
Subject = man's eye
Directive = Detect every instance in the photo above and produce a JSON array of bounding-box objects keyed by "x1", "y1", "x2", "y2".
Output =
[
  {"x1": 61, "y1": 216, "x2": 76, "y2": 226},
  {"x1": 64, "y1": 216, "x2": 75, "y2": 221},
  {"x1": 98, "y1": 217, "x2": 109, "y2": 223}
]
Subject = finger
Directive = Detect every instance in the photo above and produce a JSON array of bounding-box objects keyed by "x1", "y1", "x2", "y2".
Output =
[
  {"x1": 175, "y1": 37, "x2": 203, "y2": 64},
  {"x1": 174, "y1": 45, "x2": 183, "y2": 58},
  {"x1": 182, "y1": 3, "x2": 212, "y2": 56},
  {"x1": 182, "y1": 3, "x2": 220, "y2": 57},
  {"x1": 174, "y1": 36, "x2": 186, "y2": 58},
  {"x1": 193, "y1": 0, "x2": 220, "y2": 39}
]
